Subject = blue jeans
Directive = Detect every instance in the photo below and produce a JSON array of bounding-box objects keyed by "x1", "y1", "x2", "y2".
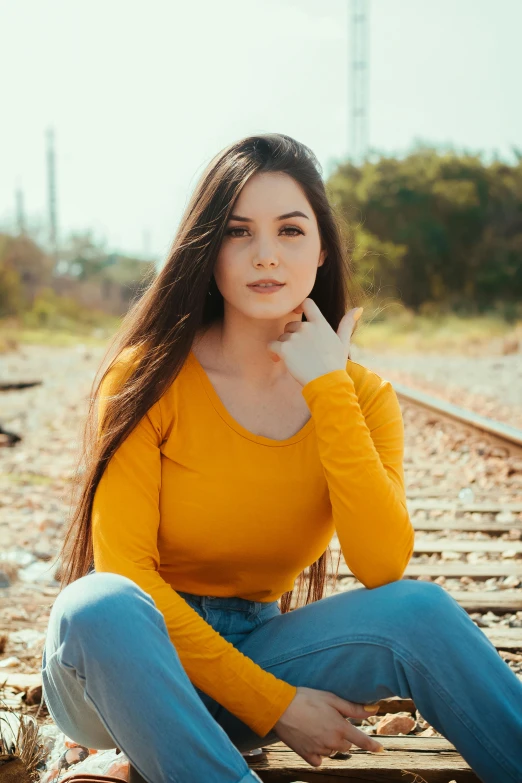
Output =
[{"x1": 41, "y1": 571, "x2": 522, "y2": 783}]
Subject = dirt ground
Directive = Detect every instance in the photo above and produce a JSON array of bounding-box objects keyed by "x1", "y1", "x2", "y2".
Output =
[{"x1": 0, "y1": 340, "x2": 521, "y2": 779}]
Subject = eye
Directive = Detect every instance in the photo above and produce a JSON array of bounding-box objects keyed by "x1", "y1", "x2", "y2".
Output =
[
  {"x1": 225, "y1": 227, "x2": 248, "y2": 238},
  {"x1": 281, "y1": 226, "x2": 304, "y2": 236},
  {"x1": 225, "y1": 226, "x2": 304, "y2": 238}
]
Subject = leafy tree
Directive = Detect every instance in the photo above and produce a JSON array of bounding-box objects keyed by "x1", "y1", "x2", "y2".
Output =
[{"x1": 327, "y1": 145, "x2": 522, "y2": 313}]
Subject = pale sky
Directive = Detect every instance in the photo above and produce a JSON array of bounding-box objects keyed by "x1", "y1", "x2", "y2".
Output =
[{"x1": 1, "y1": 0, "x2": 521, "y2": 264}]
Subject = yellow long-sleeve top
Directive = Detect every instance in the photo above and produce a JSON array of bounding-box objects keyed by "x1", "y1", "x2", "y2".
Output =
[{"x1": 92, "y1": 346, "x2": 415, "y2": 737}]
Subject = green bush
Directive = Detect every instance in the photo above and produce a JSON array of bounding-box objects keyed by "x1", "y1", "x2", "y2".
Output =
[
  {"x1": 21, "y1": 287, "x2": 114, "y2": 332},
  {"x1": 0, "y1": 265, "x2": 25, "y2": 316}
]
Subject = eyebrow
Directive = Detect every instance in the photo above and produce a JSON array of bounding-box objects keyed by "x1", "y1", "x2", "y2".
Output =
[{"x1": 228, "y1": 210, "x2": 310, "y2": 222}]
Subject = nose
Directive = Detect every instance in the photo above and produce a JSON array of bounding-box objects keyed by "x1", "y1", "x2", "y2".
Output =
[
  {"x1": 254, "y1": 256, "x2": 278, "y2": 268},
  {"x1": 253, "y1": 240, "x2": 279, "y2": 268}
]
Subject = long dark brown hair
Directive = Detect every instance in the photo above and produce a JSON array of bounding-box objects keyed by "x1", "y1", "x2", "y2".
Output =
[{"x1": 57, "y1": 132, "x2": 365, "y2": 613}]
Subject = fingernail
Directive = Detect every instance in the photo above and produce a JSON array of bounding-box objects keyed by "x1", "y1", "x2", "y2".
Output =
[
  {"x1": 373, "y1": 744, "x2": 387, "y2": 753},
  {"x1": 353, "y1": 307, "x2": 364, "y2": 322},
  {"x1": 363, "y1": 703, "x2": 379, "y2": 712}
]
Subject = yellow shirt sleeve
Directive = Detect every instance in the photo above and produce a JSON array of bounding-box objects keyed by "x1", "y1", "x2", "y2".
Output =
[
  {"x1": 91, "y1": 356, "x2": 297, "y2": 737},
  {"x1": 301, "y1": 366, "x2": 415, "y2": 589}
]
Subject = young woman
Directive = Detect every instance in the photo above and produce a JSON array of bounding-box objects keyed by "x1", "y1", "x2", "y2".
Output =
[{"x1": 42, "y1": 133, "x2": 522, "y2": 783}]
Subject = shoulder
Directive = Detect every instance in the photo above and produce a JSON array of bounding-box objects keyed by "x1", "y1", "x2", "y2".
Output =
[
  {"x1": 100, "y1": 345, "x2": 143, "y2": 396},
  {"x1": 111, "y1": 343, "x2": 146, "y2": 371}
]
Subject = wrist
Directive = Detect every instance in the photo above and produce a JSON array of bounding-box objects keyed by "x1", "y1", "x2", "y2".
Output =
[{"x1": 301, "y1": 367, "x2": 347, "y2": 388}]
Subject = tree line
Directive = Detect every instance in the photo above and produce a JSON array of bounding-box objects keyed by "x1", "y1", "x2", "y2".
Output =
[
  {"x1": 1, "y1": 145, "x2": 521, "y2": 326},
  {"x1": 327, "y1": 145, "x2": 522, "y2": 320}
]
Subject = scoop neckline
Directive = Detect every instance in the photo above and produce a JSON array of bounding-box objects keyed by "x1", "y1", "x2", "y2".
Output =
[{"x1": 187, "y1": 349, "x2": 315, "y2": 447}]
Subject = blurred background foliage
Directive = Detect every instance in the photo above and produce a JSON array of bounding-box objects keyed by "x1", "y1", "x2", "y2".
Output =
[
  {"x1": 0, "y1": 227, "x2": 155, "y2": 339},
  {"x1": 1, "y1": 145, "x2": 522, "y2": 352},
  {"x1": 328, "y1": 144, "x2": 522, "y2": 322}
]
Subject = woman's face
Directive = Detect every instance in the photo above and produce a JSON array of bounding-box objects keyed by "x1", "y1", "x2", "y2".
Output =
[{"x1": 213, "y1": 171, "x2": 326, "y2": 321}]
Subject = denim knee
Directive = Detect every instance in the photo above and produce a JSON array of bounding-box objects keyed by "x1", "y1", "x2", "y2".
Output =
[
  {"x1": 380, "y1": 578, "x2": 464, "y2": 637},
  {"x1": 51, "y1": 572, "x2": 152, "y2": 640}
]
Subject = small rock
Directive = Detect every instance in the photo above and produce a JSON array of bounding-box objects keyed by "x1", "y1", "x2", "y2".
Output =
[
  {"x1": 496, "y1": 511, "x2": 516, "y2": 524},
  {"x1": 502, "y1": 575, "x2": 521, "y2": 588},
  {"x1": 0, "y1": 570, "x2": 11, "y2": 588},
  {"x1": 506, "y1": 529, "x2": 522, "y2": 540},
  {"x1": 0, "y1": 657, "x2": 22, "y2": 669},
  {"x1": 375, "y1": 711, "x2": 416, "y2": 735},
  {"x1": 4, "y1": 608, "x2": 29, "y2": 621},
  {"x1": 417, "y1": 726, "x2": 440, "y2": 737},
  {"x1": 8, "y1": 629, "x2": 46, "y2": 649},
  {"x1": 17, "y1": 560, "x2": 58, "y2": 584},
  {"x1": 24, "y1": 684, "x2": 44, "y2": 706}
]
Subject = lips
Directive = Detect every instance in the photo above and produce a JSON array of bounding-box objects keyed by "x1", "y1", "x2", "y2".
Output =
[{"x1": 247, "y1": 282, "x2": 285, "y2": 287}]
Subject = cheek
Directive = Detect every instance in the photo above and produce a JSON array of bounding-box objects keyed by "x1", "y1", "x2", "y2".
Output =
[
  {"x1": 213, "y1": 249, "x2": 230, "y2": 281},
  {"x1": 214, "y1": 239, "x2": 320, "y2": 292},
  {"x1": 287, "y1": 253, "x2": 322, "y2": 282},
  {"x1": 213, "y1": 252, "x2": 243, "y2": 294}
]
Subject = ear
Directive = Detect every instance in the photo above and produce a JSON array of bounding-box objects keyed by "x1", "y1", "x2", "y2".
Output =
[{"x1": 318, "y1": 248, "x2": 327, "y2": 267}]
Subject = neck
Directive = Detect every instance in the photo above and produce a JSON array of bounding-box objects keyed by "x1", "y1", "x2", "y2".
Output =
[{"x1": 202, "y1": 311, "x2": 302, "y2": 386}]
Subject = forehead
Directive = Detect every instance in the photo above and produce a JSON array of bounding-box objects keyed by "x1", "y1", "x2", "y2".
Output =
[{"x1": 233, "y1": 171, "x2": 311, "y2": 216}]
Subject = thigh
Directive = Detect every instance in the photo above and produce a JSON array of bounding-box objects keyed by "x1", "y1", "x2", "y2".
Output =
[{"x1": 213, "y1": 579, "x2": 450, "y2": 751}]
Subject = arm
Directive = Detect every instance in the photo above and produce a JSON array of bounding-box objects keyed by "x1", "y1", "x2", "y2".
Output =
[
  {"x1": 301, "y1": 364, "x2": 415, "y2": 588},
  {"x1": 91, "y1": 358, "x2": 297, "y2": 737}
]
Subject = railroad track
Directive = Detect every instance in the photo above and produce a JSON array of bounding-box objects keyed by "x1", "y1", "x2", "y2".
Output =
[
  {"x1": 253, "y1": 383, "x2": 522, "y2": 782},
  {"x1": 1, "y1": 371, "x2": 521, "y2": 781}
]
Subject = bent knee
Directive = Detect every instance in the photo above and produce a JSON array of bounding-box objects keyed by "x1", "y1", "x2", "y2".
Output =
[
  {"x1": 384, "y1": 578, "x2": 462, "y2": 629},
  {"x1": 50, "y1": 571, "x2": 149, "y2": 629}
]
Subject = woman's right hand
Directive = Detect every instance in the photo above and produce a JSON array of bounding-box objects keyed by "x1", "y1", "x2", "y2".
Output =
[{"x1": 272, "y1": 686, "x2": 386, "y2": 767}]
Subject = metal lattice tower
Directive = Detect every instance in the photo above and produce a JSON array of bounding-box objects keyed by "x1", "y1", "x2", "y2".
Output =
[{"x1": 350, "y1": 0, "x2": 369, "y2": 163}]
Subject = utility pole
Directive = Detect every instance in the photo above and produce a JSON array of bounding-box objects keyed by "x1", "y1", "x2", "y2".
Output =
[
  {"x1": 15, "y1": 185, "x2": 26, "y2": 235},
  {"x1": 350, "y1": 0, "x2": 369, "y2": 164},
  {"x1": 46, "y1": 127, "x2": 59, "y2": 267},
  {"x1": 142, "y1": 228, "x2": 151, "y2": 259}
]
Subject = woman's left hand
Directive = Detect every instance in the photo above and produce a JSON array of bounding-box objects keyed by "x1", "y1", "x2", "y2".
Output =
[{"x1": 267, "y1": 298, "x2": 363, "y2": 387}]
